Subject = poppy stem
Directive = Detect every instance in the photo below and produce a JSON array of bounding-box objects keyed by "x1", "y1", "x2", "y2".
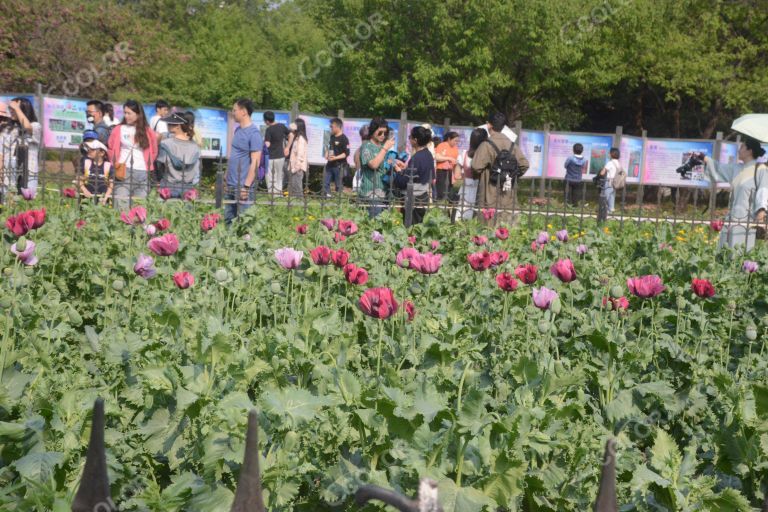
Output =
[{"x1": 375, "y1": 321, "x2": 384, "y2": 412}]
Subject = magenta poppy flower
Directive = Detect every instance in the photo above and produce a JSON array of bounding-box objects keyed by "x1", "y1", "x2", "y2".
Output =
[
  {"x1": 532, "y1": 287, "x2": 558, "y2": 310},
  {"x1": 274, "y1": 247, "x2": 303, "y2": 270},
  {"x1": 408, "y1": 235, "x2": 417, "y2": 245},
  {"x1": 490, "y1": 251, "x2": 509, "y2": 267},
  {"x1": 134, "y1": 253, "x2": 156, "y2": 279},
  {"x1": 430, "y1": 240, "x2": 440, "y2": 250},
  {"x1": 396, "y1": 247, "x2": 420, "y2": 268},
  {"x1": 627, "y1": 275, "x2": 665, "y2": 298},
  {"x1": 120, "y1": 206, "x2": 147, "y2": 226},
  {"x1": 472, "y1": 235, "x2": 488, "y2": 246},
  {"x1": 411, "y1": 252, "x2": 442, "y2": 274},
  {"x1": 691, "y1": 278, "x2": 715, "y2": 298},
  {"x1": 334, "y1": 232, "x2": 346, "y2": 243},
  {"x1": 467, "y1": 251, "x2": 492, "y2": 271},
  {"x1": 556, "y1": 229, "x2": 568, "y2": 242},
  {"x1": 515, "y1": 264, "x2": 538, "y2": 285},
  {"x1": 550, "y1": 258, "x2": 577, "y2": 283},
  {"x1": 331, "y1": 249, "x2": 350, "y2": 268},
  {"x1": 710, "y1": 220, "x2": 724, "y2": 232},
  {"x1": 338, "y1": 220, "x2": 358, "y2": 236},
  {"x1": 154, "y1": 218, "x2": 171, "y2": 231},
  {"x1": 62, "y1": 188, "x2": 77, "y2": 198},
  {"x1": 536, "y1": 231, "x2": 549, "y2": 245},
  {"x1": 75, "y1": 219, "x2": 86, "y2": 230},
  {"x1": 359, "y1": 288, "x2": 399, "y2": 319},
  {"x1": 371, "y1": 231, "x2": 385, "y2": 243},
  {"x1": 201, "y1": 213, "x2": 220, "y2": 232},
  {"x1": 10, "y1": 239, "x2": 38, "y2": 266},
  {"x1": 296, "y1": 224, "x2": 308, "y2": 235},
  {"x1": 320, "y1": 218, "x2": 336, "y2": 230},
  {"x1": 145, "y1": 224, "x2": 156, "y2": 236},
  {"x1": 602, "y1": 296, "x2": 629, "y2": 311},
  {"x1": 5, "y1": 211, "x2": 36, "y2": 237},
  {"x1": 344, "y1": 263, "x2": 369, "y2": 285},
  {"x1": 496, "y1": 272, "x2": 519, "y2": 292},
  {"x1": 743, "y1": 260, "x2": 759, "y2": 273},
  {"x1": 310, "y1": 246, "x2": 332, "y2": 265},
  {"x1": 404, "y1": 300, "x2": 416, "y2": 321},
  {"x1": 147, "y1": 233, "x2": 180, "y2": 256},
  {"x1": 158, "y1": 188, "x2": 171, "y2": 200},
  {"x1": 183, "y1": 188, "x2": 198, "y2": 201},
  {"x1": 481, "y1": 208, "x2": 496, "y2": 220},
  {"x1": 495, "y1": 227, "x2": 509, "y2": 240},
  {"x1": 531, "y1": 241, "x2": 540, "y2": 252},
  {"x1": 21, "y1": 188, "x2": 35, "y2": 200},
  {"x1": 173, "y1": 271, "x2": 194, "y2": 289}
]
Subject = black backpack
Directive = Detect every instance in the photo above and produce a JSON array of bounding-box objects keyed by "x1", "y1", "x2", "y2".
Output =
[{"x1": 486, "y1": 139, "x2": 521, "y2": 186}]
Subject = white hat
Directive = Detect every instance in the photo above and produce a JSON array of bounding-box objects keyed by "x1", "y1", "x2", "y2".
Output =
[{"x1": 85, "y1": 139, "x2": 108, "y2": 152}]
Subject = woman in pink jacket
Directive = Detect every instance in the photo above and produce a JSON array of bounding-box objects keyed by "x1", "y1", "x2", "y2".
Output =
[
  {"x1": 107, "y1": 99, "x2": 157, "y2": 207},
  {"x1": 287, "y1": 119, "x2": 308, "y2": 198}
]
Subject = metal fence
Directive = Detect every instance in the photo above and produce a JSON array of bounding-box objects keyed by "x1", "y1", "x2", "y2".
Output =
[{"x1": 3, "y1": 147, "x2": 761, "y2": 239}]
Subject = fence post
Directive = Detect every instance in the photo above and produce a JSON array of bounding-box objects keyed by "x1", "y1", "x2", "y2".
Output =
[
  {"x1": 215, "y1": 170, "x2": 224, "y2": 209},
  {"x1": 404, "y1": 176, "x2": 414, "y2": 228},
  {"x1": 337, "y1": 109, "x2": 344, "y2": 119},
  {"x1": 443, "y1": 117, "x2": 451, "y2": 135},
  {"x1": 398, "y1": 110, "x2": 408, "y2": 153},
  {"x1": 710, "y1": 131, "x2": 723, "y2": 220},
  {"x1": 613, "y1": 125, "x2": 623, "y2": 149},
  {"x1": 636, "y1": 129, "x2": 647, "y2": 222},
  {"x1": 291, "y1": 102, "x2": 299, "y2": 122},
  {"x1": 540, "y1": 123, "x2": 550, "y2": 201}
]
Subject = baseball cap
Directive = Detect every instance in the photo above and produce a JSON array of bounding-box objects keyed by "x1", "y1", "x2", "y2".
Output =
[{"x1": 160, "y1": 112, "x2": 188, "y2": 125}]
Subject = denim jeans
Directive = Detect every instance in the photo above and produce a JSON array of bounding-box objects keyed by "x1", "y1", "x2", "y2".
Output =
[
  {"x1": 324, "y1": 165, "x2": 343, "y2": 195},
  {"x1": 602, "y1": 184, "x2": 616, "y2": 212},
  {"x1": 225, "y1": 188, "x2": 255, "y2": 225}
]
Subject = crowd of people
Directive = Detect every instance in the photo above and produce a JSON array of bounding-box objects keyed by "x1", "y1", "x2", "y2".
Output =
[{"x1": 3, "y1": 95, "x2": 767, "y2": 247}]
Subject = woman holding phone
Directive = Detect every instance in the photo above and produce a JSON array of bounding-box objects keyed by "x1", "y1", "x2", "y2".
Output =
[{"x1": 359, "y1": 117, "x2": 405, "y2": 218}]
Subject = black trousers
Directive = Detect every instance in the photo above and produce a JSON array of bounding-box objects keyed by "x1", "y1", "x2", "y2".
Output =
[{"x1": 564, "y1": 180, "x2": 579, "y2": 206}]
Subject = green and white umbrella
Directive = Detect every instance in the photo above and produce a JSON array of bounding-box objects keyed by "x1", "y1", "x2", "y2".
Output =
[{"x1": 732, "y1": 114, "x2": 768, "y2": 143}]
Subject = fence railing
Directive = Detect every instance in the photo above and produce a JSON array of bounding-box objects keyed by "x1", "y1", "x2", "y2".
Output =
[{"x1": 4, "y1": 154, "x2": 761, "y2": 240}]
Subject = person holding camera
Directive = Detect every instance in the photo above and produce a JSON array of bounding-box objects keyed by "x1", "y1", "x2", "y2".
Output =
[
  {"x1": 701, "y1": 137, "x2": 768, "y2": 249},
  {"x1": 471, "y1": 112, "x2": 529, "y2": 225}
]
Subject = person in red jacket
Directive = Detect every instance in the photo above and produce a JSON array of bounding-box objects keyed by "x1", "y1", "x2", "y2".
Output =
[{"x1": 107, "y1": 99, "x2": 157, "y2": 207}]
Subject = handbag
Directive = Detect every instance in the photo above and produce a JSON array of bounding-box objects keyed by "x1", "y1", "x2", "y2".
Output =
[{"x1": 114, "y1": 134, "x2": 133, "y2": 181}]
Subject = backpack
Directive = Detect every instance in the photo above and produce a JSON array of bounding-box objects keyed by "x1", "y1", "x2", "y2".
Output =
[
  {"x1": 486, "y1": 139, "x2": 521, "y2": 186},
  {"x1": 611, "y1": 161, "x2": 627, "y2": 190}
]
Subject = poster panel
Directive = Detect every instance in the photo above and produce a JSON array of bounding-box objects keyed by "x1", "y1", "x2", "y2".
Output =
[
  {"x1": 619, "y1": 135, "x2": 643, "y2": 183},
  {"x1": 192, "y1": 108, "x2": 228, "y2": 158},
  {"x1": 42, "y1": 96, "x2": 88, "y2": 149},
  {"x1": 341, "y1": 118, "x2": 368, "y2": 166},
  {"x1": 299, "y1": 113, "x2": 332, "y2": 166},
  {"x1": 546, "y1": 132, "x2": 613, "y2": 179},
  {"x1": 641, "y1": 139, "x2": 714, "y2": 187},
  {"x1": 519, "y1": 130, "x2": 545, "y2": 178}
]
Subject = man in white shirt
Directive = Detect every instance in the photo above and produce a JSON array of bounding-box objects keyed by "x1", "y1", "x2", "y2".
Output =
[
  {"x1": 149, "y1": 100, "x2": 170, "y2": 141},
  {"x1": 599, "y1": 147, "x2": 621, "y2": 214}
]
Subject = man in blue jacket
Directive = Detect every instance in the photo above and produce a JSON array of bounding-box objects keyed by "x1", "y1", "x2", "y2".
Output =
[{"x1": 564, "y1": 143, "x2": 586, "y2": 207}]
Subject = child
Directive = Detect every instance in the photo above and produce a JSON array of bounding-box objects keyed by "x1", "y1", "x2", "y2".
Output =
[
  {"x1": 563, "y1": 143, "x2": 586, "y2": 207},
  {"x1": 79, "y1": 139, "x2": 113, "y2": 205}
]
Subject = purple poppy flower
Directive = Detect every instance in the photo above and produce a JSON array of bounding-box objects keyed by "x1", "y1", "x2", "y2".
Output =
[{"x1": 133, "y1": 253, "x2": 157, "y2": 279}]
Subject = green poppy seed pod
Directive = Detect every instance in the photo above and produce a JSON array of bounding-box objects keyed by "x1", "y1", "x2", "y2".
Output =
[
  {"x1": 67, "y1": 307, "x2": 82, "y2": 326},
  {"x1": 0, "y1": 296, "x2": 11, "y2": 308},
  {"x1": 538, "y1": 320, "x2": 550, "y2": 334},
  {"x1": 112, "y1": 279, "x2": 125, "y2": 291},
  {"x1": 610, "y1": 285, "x2": 623, "y2": 299},
  {"x1": 2, "y1": 268, "x2": 11, "y2": 276},
  {"x1": 727, "y1": 301, "x2": 737, "y2": 312},
  {"x1": 214, "y1": 269, "x2": 229, "y2": 282},
  {"x1": 245, "y1": 261, "x2": 257, "y2": 274},
  {"x1": 270, "y1": 281, "x2": 281, "y2": 294},
  {"x1": 23, "y1": 267, "x2": 34, "y2": 276},
  {"x1": 605, "y1": 267, "x2": 615, "y2": 277},
  {"x1": 676, "y1": 295, "x2": 686, "y2": 309},
  {"x1": 15, "y1": 236, "x2": 27, "y2": 251},
  {"x1": 550, "y1": 297, "x2": 562, "y2": 314},
  {"x1": 203, "y1": 246, "x2": 215, "y2": 257},
  {"x1": 283, "y1": 431, "x2": 299, "y2": 452},
  {"x1": 746, "y1": 325, "x2": 758, "y2": 341}
]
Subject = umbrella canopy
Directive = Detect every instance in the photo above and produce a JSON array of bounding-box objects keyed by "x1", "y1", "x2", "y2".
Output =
[{"x1": 732, "y1": 114, "x2": 768, "y2": 143}]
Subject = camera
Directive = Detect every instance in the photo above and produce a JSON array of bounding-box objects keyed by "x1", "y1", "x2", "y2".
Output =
[{"x1": 676, "y1": 153, "x2": 705, "y2": 180}]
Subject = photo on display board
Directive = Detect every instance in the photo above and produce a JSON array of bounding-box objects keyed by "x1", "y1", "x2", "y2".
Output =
[
  {"x1": 680, "y1": 151, "x2": 706, "y2": 181},
  {"x1": 588, "y1": 147, "x2": 607, "y2": 175},
  {"x1": 627, "y1": 150, "x2": 642, "y2": 177}
]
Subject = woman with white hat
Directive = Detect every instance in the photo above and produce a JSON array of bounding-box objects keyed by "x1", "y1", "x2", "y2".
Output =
[
  {"x1": 78, "y1": 139, "x2": 113, "y2": 205},
  {"x1": 156, "y1": 111, "x2": 201, "y2": 198}
]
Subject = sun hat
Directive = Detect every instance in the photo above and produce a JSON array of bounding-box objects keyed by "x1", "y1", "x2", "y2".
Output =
[
  {"x1": 160, "y1": 112, "x2": 188, "y2": 125},
  {"x1": 85, "y1": 139, "x2": 108, "y2": 152}
]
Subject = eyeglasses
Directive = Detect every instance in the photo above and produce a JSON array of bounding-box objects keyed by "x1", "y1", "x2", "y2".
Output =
[{"x1": 374, "y1": 129, "x2": 388, "y2": 136}]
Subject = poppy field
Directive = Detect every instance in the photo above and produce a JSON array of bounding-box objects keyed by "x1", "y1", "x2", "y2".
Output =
[{"x1": 1, "y1": 193, "x2": 767, "y2": 511}]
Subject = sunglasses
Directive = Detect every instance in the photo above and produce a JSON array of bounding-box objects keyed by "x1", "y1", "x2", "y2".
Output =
[{"x1": 374, "y1": 129, "x2": 388, "y2": 136}]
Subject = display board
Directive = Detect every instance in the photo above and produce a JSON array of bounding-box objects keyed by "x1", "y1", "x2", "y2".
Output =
[
  {"x1": 42, "y1": 97, "x2": 88, "y2": 149},
  {"x1": 341, "y1": 118, "x2": 369, "y2": 166},
  {"x1": 299, "y1": 113, "x2": 333, "y2": 166},
  {"x1": 546, "y1": 132, "x2": 613, "y2": 179},
  {"x1": 641, "y1": 139, "x2": 714, "y2": 187},
  {"x1": 451, "y1": 126, "x2": 474, "y2": 153},
  {"x1": 0, "y1": 95, "x2": 37, "y2": 115},
  {"x1": 619, "y1": 135, "x2": 643, "y2": 183},
  {"x1": 519, "y1": 130, "x2": 545, "y2": 178},
  {"x1": 192, "y1": 108, "x2": 228, "y2": 158},
  {"x1": 251, "y1": 111, "x2": 291, "y2": 138},
  {"x1": 404, "y1": 123, "x2": 446, "y2": 153}
]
